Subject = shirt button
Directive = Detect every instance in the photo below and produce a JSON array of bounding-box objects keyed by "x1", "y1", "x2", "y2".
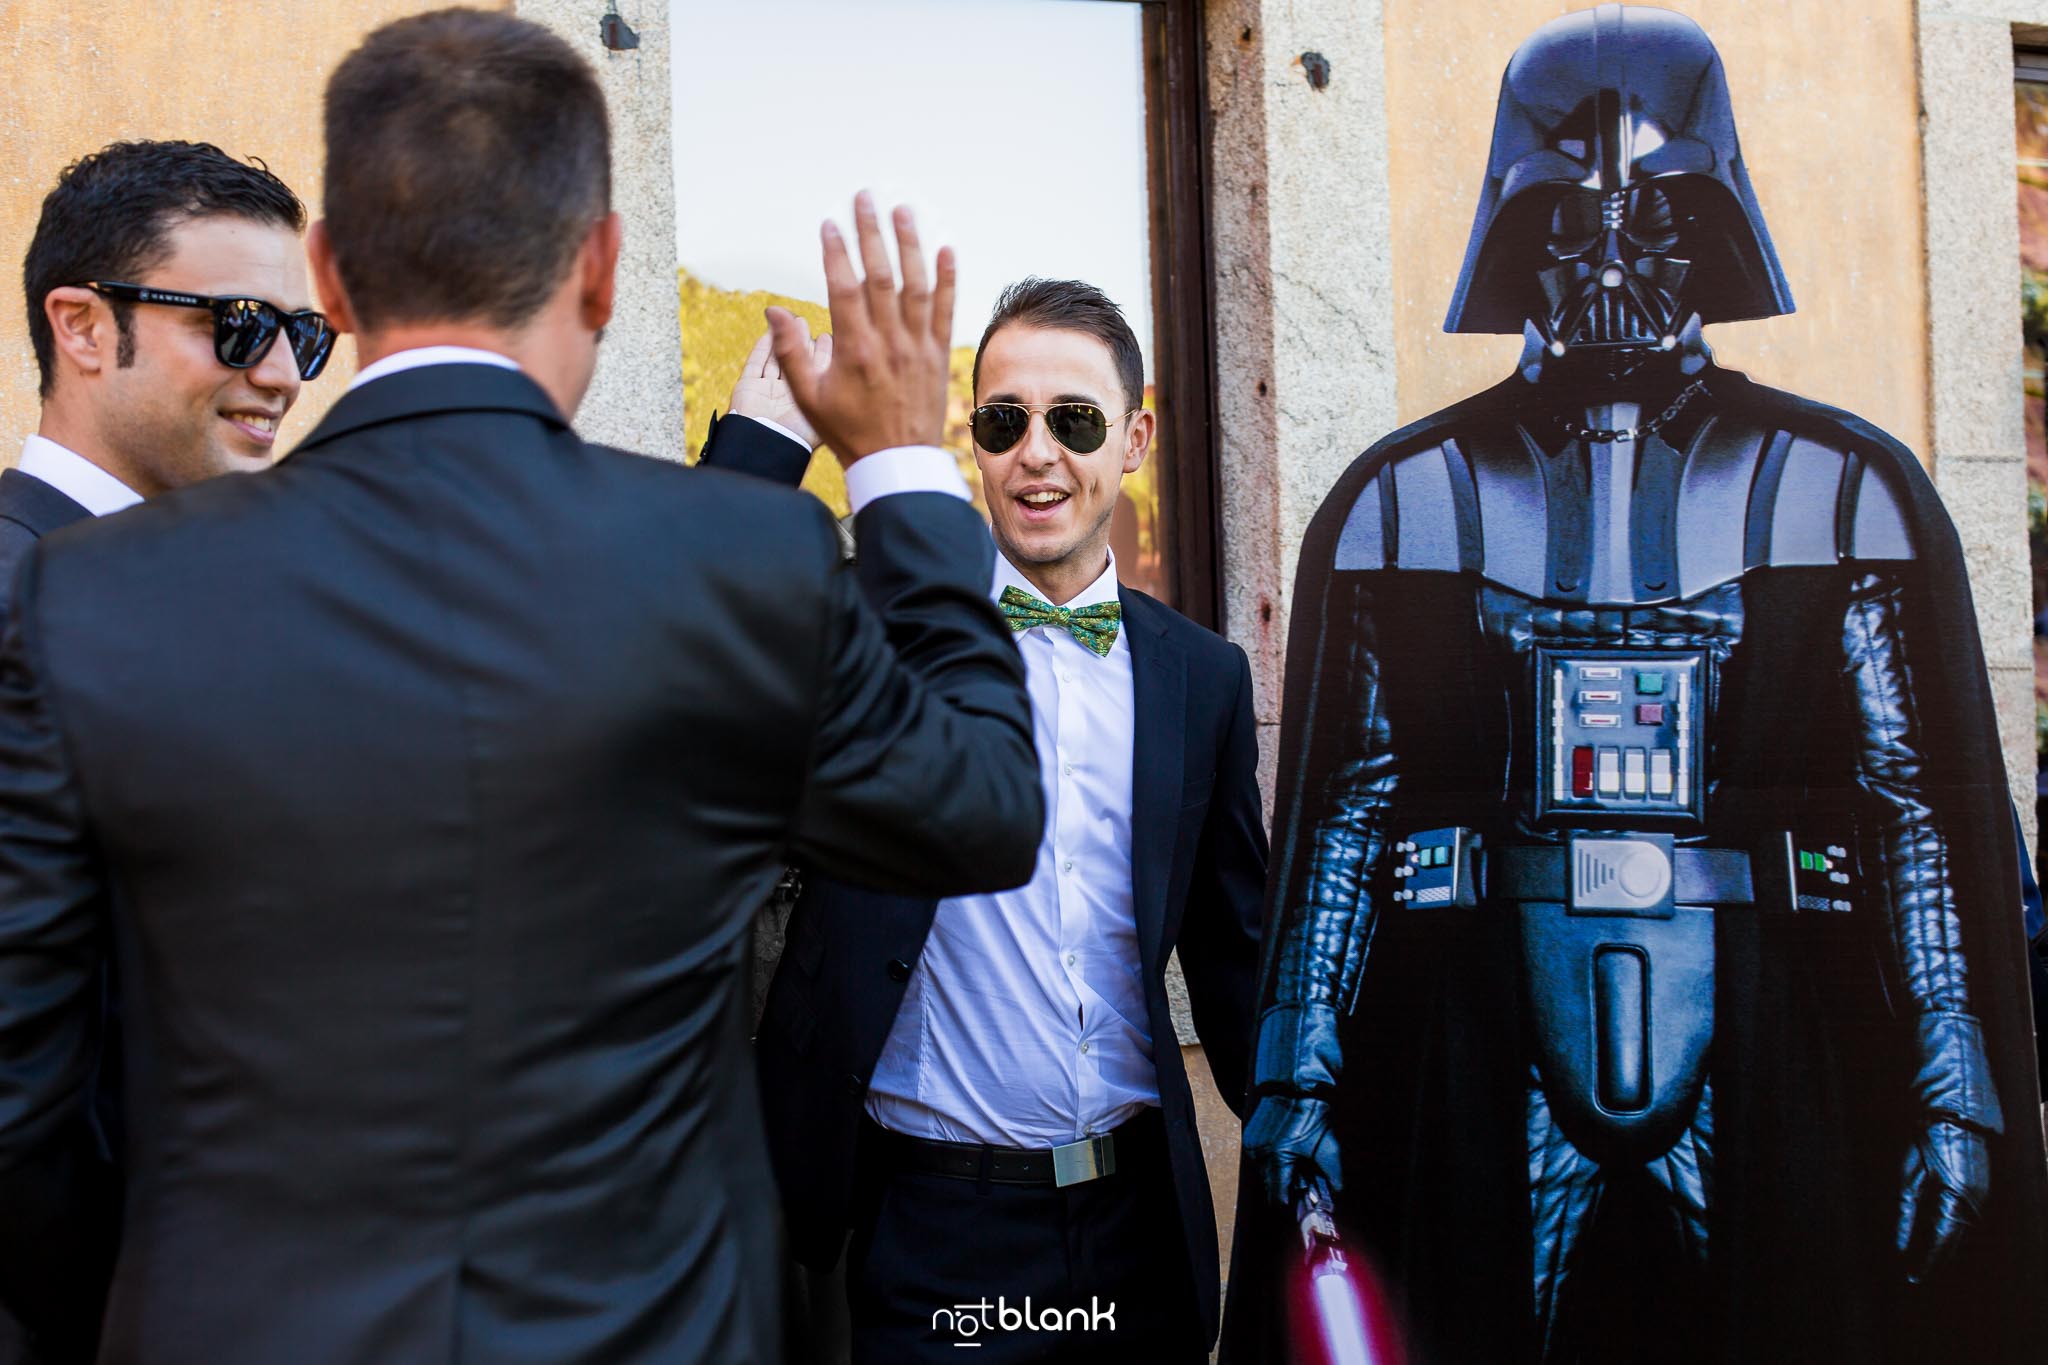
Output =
[
  {"x1": 886, "y1": 958, "x2": 912, "y2": 983},
  {"x1": 1079, "y1": 1042, "x2": 1091, "y2": 1055},
  {"x1": 1062, "y1": 859, "x2": 1074, "y2": 873},
  {"x1": 1063, "y1": 761, "x2": 1074, "y2": 776},
  {"x1": 1066, "y1": 952, "x2": 1077, "y2": 967}
]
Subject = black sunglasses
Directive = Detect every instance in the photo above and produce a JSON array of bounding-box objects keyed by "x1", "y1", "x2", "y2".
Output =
[
  {"x1": 970, "y1": 401, "x2": 1136, "y2": 456},
  {"x1": 80, "y1": 282, "x2": 336, "y2": 381}
]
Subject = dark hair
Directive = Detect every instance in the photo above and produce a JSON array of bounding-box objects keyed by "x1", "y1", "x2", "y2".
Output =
[
  {"x1": 322, "y1": 8, "x2": 610, "y2": 332},
  {"x1": 972, "y1": 278, "x2": 1145, "y2": 410},
  {"x1": 23, "y1": 140, "x2": 306, "y2": 399}
]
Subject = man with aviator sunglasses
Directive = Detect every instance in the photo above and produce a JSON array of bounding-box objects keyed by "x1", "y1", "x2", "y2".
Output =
[
  {"x1": 0, "y1": 138, "x2": 320, "y2": 1365},
  {"x1": 711, "y1": 278, "x2": 1266, "y2": 1363}
]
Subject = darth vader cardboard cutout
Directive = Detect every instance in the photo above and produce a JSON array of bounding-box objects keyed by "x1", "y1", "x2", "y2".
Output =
[{"x1": 1228, "y1": 7, "x2": 2048, "y2": 1363}]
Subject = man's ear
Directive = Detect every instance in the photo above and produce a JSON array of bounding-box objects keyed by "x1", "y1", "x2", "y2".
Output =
[
  {"x1": 305, "y1": 221, "x2": 359, "y2": 335},
  {"x1": 42, "y1": 286, "x2": 113, "y2": 381},
  {"x1": 579, "y1": 212, "x2": 623, "y2": 333},
  {"x1": 1122, "y1": 406, "x2": 1156, "y2": 476}
]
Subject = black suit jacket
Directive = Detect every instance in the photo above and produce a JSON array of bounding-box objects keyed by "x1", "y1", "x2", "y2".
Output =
[
  {"x1": 0, "y1": 366, "x2": 1041, "y2": 1365},
  {"x1": 0, "y1": 468, "x2": 92, "y2": 1365},
  {"x1": 704, "y1": 414, "x2": 1267, "y2": 1348},
  {"x1": 0, "y1": 467, "x2": 91, "y2": 583}
]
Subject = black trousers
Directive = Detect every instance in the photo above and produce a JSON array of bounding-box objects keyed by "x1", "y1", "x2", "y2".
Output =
[{"x1": 846, "y1": 1109, "x2": 1206, "y2": 1364}]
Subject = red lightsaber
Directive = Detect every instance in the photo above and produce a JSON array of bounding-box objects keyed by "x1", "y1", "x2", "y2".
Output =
[{"x1": 1287, "y1": 1178, "x2": 1407, "y2": 1365}]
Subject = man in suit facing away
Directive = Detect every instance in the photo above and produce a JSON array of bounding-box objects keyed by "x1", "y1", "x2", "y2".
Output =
[
  {"x1": 0, "y1": 10, "x2": 1039, "y2": 1365},
  {"x1": 718, "y1": 279, "x2": 1267, "y2": 1364},
  {"x1": 0, "y1": 140, "x2": 328, "y2": 1365}
]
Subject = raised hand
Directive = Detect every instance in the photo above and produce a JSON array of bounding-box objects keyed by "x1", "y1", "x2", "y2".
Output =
[
  {"x1": 766, "y1": 191, "x2": 956, "y2": 466},
  {"x1": 729, "y1": 325, "x2": 832, "y2": 450}
]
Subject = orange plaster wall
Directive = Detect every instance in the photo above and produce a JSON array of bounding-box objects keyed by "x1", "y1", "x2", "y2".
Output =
[{"x1": 0, "y1": 0, "x2": 502, "y2": 458}]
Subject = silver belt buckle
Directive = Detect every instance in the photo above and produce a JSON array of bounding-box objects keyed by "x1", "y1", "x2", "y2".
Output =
[
  {"x1": 1051, "y1": 1133, "x2": 1116, "y2": 1187},
  {"x1": 1570, "y1": 834, "x2": 1676, "y2": 917}
]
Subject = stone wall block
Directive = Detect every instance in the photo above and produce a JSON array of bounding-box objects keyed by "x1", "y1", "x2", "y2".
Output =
[
  {"x1": 517, "y1": 0, "x2": 685, "y2": 460},
  {"x1": 1917, "y1": 4, "x2": 2038, "y2": 844}
]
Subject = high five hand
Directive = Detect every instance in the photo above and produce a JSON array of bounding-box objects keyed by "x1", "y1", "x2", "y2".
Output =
[
  {"x1": 730, "y1": 325, "x2": 832, "y2": 450},
  {"x1": 766, "y1": 192, "x2": 956, "y2": 466}
]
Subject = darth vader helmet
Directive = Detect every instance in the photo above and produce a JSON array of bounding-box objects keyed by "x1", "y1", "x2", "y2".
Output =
[{"x1": 1444, "y1": 4, "x2": 1793, "y2": 350}]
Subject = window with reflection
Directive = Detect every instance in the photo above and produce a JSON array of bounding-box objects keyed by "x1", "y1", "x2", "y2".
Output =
[
  {"x1": 2015, "y1": 60, "x2": 2048, "y2": 873},
  {"x1": 671, "y1": 0, "x2": 1214, "y2": 616}
]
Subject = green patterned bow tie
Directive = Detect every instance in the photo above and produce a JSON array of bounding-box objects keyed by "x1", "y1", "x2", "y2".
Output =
[{"x1": 998, "y1": 585, "x2": 1122, "y2": 657}]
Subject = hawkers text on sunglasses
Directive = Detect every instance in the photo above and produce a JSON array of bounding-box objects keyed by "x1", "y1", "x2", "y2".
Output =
[
  {"x1": 80, "y1": 282, "x2": 337, "y2": 381},
  {"x1": 970, "y1": 401, "x2": 1138, "y2": 456}
]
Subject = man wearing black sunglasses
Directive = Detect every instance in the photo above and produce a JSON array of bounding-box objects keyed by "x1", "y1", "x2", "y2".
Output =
[
  {"x1": 18, "y1": 140, "x2": 321, "y2": 533},
  {"x1": 0, "y1": 138, "x2": 316, "y2": 1365},
  {"x1": 713, "y1": 278, "x2": 1266, "y2": 1364}
]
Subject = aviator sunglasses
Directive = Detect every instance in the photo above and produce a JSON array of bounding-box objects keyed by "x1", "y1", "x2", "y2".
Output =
[
  {"x1": 79, "y1": 282, "x2": 337, "y2": 381},
  {"x1": 970, "y1": 401, "x2": 1137, "y2": 456}
]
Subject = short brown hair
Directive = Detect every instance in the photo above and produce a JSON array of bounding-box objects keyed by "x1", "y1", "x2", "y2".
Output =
[
  {"x1": 972, "y1": 278, "x2": 1145, "y2": 410},
  {"x1": 322, "y1": 8, "x2": 609, "y2": 332}
]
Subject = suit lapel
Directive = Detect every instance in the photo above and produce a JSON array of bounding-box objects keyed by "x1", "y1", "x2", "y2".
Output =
[
  {"x1": 290, "y1": 363, "x2": 568, "y2": 457},
  {"x1": 1123, "y1": 587, "x2": 1185, "y2": 983},
  {"x1": 0, "y1": 469, "x2": 93, "y2": 539}
]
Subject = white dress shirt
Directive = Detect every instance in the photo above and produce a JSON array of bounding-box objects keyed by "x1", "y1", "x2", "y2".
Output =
[
  {"x1": 866, "y1": 551, "x2": 1157, "y2": 1148},
  {"x1": 16, "y1": 435, "x2": 142, "y2": 517},
  {"x1": 347, "y1": 344, "x2": 521, "y2": 392},
  {"x1": 354, "y1": 351, "x2": 969, "y2": 505}
]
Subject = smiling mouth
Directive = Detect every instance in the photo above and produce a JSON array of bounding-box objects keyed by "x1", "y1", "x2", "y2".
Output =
[
  {"x1": 224, "y1": 411, "x2": 280, "y2": 443},
  {"x1": 1017, "y1": 490, "x2": 1070, "y2": 509}
]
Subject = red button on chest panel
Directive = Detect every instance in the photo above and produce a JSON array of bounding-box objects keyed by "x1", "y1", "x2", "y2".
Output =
[{"x1": 1572, "y1": 745, "x2": 1595, "y2": 797}]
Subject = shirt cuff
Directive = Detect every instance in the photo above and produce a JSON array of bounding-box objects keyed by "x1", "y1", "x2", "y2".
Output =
[
  {"x1": 842, "y1": 446, "x2": 970, "y2": 515},
  {"x1": 747, "y1": 414, "x2": 814, "y2": 452}
]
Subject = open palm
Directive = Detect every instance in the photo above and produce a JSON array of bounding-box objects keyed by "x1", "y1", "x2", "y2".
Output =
[{"x1": 730, "y1": 326, "x2": 832, "y2": 449}]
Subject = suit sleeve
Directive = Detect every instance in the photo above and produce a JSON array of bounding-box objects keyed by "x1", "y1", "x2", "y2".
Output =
[
  {"x1": 790, "y1": 491, "x2": 1041, "y2": 896},
  {"x1": 1175, "y1": 645, "x2": 1268, "y2": 1116},
  {"x1": 0, "y1": 551, "x2": 118, "y2": 1362},
  {"x1": 697, "y1": 411, "x2": 815, "y2": 488}
]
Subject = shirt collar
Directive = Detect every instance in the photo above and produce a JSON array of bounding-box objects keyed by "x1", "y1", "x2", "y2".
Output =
[
  {"x1": 347, "y1": 346, "x2": 521, "y2": 393},
  {"x1": 991, "y1": 550, "x2": 1121, "y2": 610},
  {"x1": 16, "y1": 434, "x2": 144, "y2": 517}
]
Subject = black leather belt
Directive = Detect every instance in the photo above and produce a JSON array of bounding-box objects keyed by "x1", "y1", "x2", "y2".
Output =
[
  {"x1": 877, "y1": 1109, "x2": 1159, "y2": 1188},
  {"x1": 1489, "y1": 844, "x2": 1753, "y2": 904}
]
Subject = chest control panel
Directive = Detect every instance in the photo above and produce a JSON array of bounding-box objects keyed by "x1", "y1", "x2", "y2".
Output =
[{"x1": 1535, "y1": 649, "x2": 1706, "y2": 827}]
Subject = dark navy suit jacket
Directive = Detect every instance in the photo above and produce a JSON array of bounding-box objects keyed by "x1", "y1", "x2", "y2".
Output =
[
  {"x1": 0, "y1": 467, "x2": 91, "y2": 583},
  {"x1": 0, "y1": 467, "x2": 101, "y2": 1365},
  {"x1": 702, "y1": 413, "x2": 1267, "y2": 1348},
  {"x1": 0, "y1": 370, "x2": 1041, "y2": 1365}
]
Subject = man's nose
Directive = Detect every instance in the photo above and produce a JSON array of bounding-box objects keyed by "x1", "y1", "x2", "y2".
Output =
[
  {"x1": 1018, "y1": 414, "x2": 1063, "y2": 467},
  {"x1": 249, "y1": 330, "x2": 303, "y2": 405}
]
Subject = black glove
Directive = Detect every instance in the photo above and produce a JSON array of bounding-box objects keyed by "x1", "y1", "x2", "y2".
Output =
[
  {"x1": 1244, "y1": 1093, "x2": 1343, "y2": 1207},
  {"x1": 1895, "y1": 1011, "x2": 2003, "y2": 1282}
]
